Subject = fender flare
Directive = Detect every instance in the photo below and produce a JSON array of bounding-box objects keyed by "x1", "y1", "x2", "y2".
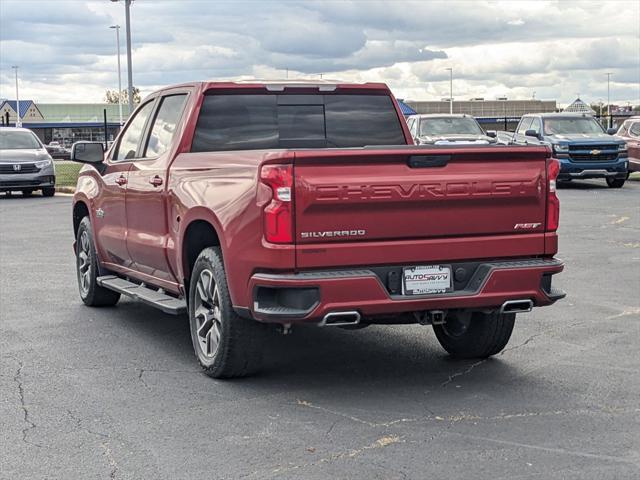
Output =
[{"x1": 177, "y1": 206, "x2": 227, "y2": 282}]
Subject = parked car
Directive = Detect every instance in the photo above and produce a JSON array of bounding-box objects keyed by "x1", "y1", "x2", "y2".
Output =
[
  {"x1": 616, "y1": 116, "x2": 640, "y2": 173},
  {"x1": 0, "y1": 127, "x2": 56, "y2": 196},
  {"x1": 70, "y1": 80, "x2": 564, "y2": 378},
  {"x1": 46, "y1": 141, "x2": 71, "y2": 160},
  {"x1": 406, "y1": 114, "x2": 497, "y2": 145},
  {"x1": 512, "y1": 113, "x2": 628, "y2": 188}
]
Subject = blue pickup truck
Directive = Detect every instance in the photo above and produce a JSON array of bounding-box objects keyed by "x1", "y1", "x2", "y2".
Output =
[{"x1": 512, "y1": 113, "x2": 628, "y2": 188}]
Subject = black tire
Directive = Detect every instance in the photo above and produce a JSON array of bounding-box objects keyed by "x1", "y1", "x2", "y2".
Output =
[
  {"x1": 76, "y1": 217, "x2": 120, "y2": 306},
  {"x1": 42, "y1": 186, "x2": 55, "y2": 197},
  {"x1": 606, "y1": 178, "x2": 625, "y2": 188},
  {"x1": 189, "y1": 247, "x2": 267, "y2": 378},
  {"x1": 433, "y1": 311, "x2": 515, "y2": 359},
  {"x1": 22, "y1": 189, "x2": 33, "y2": 197}
]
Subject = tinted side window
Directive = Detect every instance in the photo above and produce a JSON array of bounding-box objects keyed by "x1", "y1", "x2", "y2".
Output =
[
  {"x1": 115, "y1": 101, "x2": 154, "y2": 161},
  {"x1": 630, "y1": 122, "x2": 640, "y2": 137},
  {"x1": 324, "y1": 95, "x2": 405, "y2": 147},
  {"x1": 145, "y1": 94, "x2": 187, "y2": 157}
]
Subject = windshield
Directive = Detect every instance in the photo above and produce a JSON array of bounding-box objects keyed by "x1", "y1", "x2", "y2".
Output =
[
  {"x1": 0, "y1": 130, "x2": 42, "y2": 150},
  {"x1": 420, "y1": 117, "x2": 483, "y2": 136},
  {"x1": 543, "y1": 117, "x2": 604, "y2": 135}
]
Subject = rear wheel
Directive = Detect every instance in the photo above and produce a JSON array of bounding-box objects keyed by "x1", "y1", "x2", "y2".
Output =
[
  {"x1": 42, "y1": 186, "x2": 55, "y2": 197},
  {"x1": 433, "y1": 311, "x2": 515, "y2": 358},
  {"x1": 606, "y1": 177, "x2": 625, "y2": 188},
  {"x1": 76, "y1": 217, "x2": 120, "y2": 306},
  {"x1": 189, "y1": 247, "x2": 267, "y2": 378}
]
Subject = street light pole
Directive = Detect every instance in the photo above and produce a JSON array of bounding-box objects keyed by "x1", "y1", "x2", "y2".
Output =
[
  {"x1": 125, "y1": 0, "x2": 134, "y2": 114},
  {"x1": 110, "y1": 25, "x2": 123, "y2": 127},
  {"x1": 446, "y1": 68, "x2": 453, "y2": 114},
  {"x1": 606, "y1": 72, "x2": 612, "y2": 128},
  {"x1": 11, "y1": 66, "x2": 21, "y2": 127}
]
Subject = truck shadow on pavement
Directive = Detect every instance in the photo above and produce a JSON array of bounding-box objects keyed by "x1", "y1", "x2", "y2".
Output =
[{"x1": 107, "y1": 300, "x2": 525, "y2": 396}]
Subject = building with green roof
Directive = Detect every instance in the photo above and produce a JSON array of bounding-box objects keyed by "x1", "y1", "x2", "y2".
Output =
[{"x1": 0, "y1": 100, "x2": 126, "y2": 146}]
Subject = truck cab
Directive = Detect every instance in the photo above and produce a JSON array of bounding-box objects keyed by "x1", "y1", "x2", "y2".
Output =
[{"x1": 513, "y1": 113, "x2": 628, "y2": 187}]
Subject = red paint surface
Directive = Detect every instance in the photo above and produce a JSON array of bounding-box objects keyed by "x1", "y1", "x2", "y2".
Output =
[{"x1": 73, "y1": 81, "x2": 561, "y2": 320}]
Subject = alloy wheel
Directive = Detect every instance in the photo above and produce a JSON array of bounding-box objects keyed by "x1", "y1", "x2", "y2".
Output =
[
  {"x1": 77, "y1": 230, "x2": 91, "y2": 295},
  {"x1": 194, "y1": 269, "x2": 222, "y2": 358}
]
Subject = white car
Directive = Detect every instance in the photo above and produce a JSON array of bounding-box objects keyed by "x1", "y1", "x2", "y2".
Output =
[{"x1": 0, "y1": 127, "x2": 56, "y2": 196}]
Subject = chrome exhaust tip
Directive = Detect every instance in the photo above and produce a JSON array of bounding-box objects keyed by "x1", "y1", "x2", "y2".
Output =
[
  {"x1": 500, "y1": 299, "x2": 534, "y2": 314},
  {"x1": 319, "y1": 311, "x2": 361, "y2": 327}
]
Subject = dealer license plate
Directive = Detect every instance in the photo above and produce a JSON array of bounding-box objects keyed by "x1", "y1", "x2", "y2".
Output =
[{"x1": 402, "y1": 265, "x2": 452, "y2": 295}]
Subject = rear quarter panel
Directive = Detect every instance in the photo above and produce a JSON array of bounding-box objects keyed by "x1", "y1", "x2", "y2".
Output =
[{"x1": 168, "y1": 150, "x2": 296, "y2": 306}]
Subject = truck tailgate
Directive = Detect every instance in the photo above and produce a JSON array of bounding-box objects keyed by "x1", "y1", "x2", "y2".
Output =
[{"x1": 294, "y1": 146, "x2": 550, "y2": 268}]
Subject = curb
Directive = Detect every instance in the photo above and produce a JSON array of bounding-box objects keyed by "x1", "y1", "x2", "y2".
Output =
[{"x1": 55, "y1": 186, "x2": 76, "y2": 194}]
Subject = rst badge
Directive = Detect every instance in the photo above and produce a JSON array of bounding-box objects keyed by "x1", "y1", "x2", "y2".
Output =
[{"x1": 514, "y1": 223, "x2": 541, "y2": 229}]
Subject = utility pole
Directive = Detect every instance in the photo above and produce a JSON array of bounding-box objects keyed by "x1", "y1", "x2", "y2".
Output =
[
  {"x1": 450, "y1": 68, "x2": 453, "y2": 114},
  {"x1": 125, "y1": 0, "x2": 134, "y2": 114},
  {"x1": 445, "y1": 68, "x2": 453, "y2": 114},
  {"x1": 606, "y1": 72, "x2": 612, "y2": 128},
  {"x1": 110, "y1": 0, "x2": 134, "y2": 114},
  {"x1": 110, "y1": 25, "x2": 123, "y2": 127},
  {"x1": 11, "y1": 66, "x2": 21, "y2": 127}
]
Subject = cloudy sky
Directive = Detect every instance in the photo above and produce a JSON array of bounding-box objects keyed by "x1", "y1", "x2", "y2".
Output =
[{"x1": 0, "y1": 0, "x2": 638, "y2": 106}]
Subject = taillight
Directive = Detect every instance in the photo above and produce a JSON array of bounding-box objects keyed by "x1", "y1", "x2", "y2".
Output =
[
  {"x1": 260, "y1": 164, "x2": 293, "y2": 243},
  {"x1": 546, "y1": 158, "x2": 560, "y2": 231}
]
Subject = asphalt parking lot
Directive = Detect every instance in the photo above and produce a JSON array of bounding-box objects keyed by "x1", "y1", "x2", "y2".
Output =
[{"x1": 1, "y1": 181, "x2": 639, "y2": 480}]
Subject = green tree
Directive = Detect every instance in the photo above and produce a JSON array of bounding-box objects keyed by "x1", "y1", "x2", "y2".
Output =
[{"x1": 104, "y1": 87, "x2": 141, "y2": 105}]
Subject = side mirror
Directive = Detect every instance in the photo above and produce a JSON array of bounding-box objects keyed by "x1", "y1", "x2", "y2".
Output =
[
  {"x1": 486, "y1": 130, "x2": 497, "y2": 138},
  {"x1": 71, "y1": 141, "x2": 104, "y2": 164},
  {"x1": 607, "y1": 127, "x2": 617, "y2": 135},
  {"x1": 525, "y1": 129, "x2": 540, "y2": 139}
]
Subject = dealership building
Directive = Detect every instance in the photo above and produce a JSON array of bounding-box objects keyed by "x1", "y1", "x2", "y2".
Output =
[
  {"x1": 405, "y1": 98, "x2": 558, "y2": 130},
  {"x1": 0, "y1": 100, "x2": 123, "y2": 146}
]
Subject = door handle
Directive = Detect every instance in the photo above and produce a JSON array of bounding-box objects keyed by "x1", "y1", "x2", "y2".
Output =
[
  {"x1": 115, "y1": 175, "x2": 127, "y2": 186},
  {"x1": 149, "y1": 175, "x2": 163, "y2": 187}
]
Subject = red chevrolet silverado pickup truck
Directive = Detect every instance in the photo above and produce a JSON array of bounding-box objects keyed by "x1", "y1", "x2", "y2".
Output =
[{"x1": 70, "y1": 80, "x2": 565, "y2": 378}]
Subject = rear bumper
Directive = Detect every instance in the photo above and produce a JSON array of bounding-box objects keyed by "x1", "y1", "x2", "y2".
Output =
[{"x1": 243, "y1": 257, "x2": 565, "y2": 324}]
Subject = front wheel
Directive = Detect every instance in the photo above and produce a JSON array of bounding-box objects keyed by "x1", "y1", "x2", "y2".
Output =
[
  {"x1": 606, "y1": 177, "x2": 625, "y2": 188},
  {"x1": 42, "y1": 186, "x2": 55, "y2": 197},
  {"x1": 433, "y1": 311, "x2": 515, "y2": 358},
  {"x1": 76, "y1": 217, "x2": 120, "y2": 306},
  {"x1": 189, "y1": 247, "x2": 267, "y2": 378}
]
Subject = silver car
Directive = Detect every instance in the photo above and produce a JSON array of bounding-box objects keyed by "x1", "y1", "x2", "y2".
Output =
[
  {"x1": 0, "y1": 127, "x2": 56, "y2": 197},
  {"x1": 406, "y1": 114, "x2": 497, "y2": 145}
]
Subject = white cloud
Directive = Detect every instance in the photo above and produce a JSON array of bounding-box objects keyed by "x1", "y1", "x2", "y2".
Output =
[{"x1": 0, "y1": 0, "x2": 638, "y2": 106}]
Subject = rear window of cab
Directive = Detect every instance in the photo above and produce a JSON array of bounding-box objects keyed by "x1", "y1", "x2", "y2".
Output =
[{"x1": 191, "y1": 93, "x2": 406, "y2": 151}]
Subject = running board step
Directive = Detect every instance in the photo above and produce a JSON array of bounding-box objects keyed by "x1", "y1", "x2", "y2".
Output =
[{"x1": 97, "y1": 275, "x2": 187, "y2": 315}]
